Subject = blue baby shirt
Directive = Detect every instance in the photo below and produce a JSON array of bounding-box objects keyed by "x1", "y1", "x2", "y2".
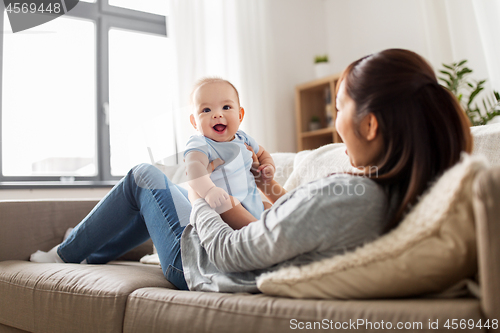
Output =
[{"x1": 183, "y1": 130, "x2": 264, "y2": 219}]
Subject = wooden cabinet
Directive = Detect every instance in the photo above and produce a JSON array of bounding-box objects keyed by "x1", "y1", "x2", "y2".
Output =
[{"x1": 295, "y1": 74, "x2": 342, "y2": 151}]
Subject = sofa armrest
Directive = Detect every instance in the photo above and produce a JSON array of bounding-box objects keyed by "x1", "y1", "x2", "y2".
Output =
[{"x1": 473, "y1": 167, "x2": 500, "y2": 330}]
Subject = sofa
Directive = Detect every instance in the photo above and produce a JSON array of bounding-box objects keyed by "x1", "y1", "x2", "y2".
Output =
[{"x1": 1, "y1": 123, "x2": 499, "y2": 333}]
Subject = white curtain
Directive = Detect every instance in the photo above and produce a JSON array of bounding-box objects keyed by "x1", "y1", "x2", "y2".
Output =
[
  {"x1": 167, "y1": 0, "x2": 277, "y2": 158},
  {"x1": 420, "y1": 0, "x2": 500, "y2": 92},
  {"x1": 472, "y1": 0, "x2": 500, "y2": 90}
]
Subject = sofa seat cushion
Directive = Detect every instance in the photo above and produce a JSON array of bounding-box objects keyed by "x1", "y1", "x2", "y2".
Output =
[
  {"x1": 0, "y1": 260, "x2": 173, "y2": 333},
  {"x1": 123, "y1": 288, "x2": 483, "y2": 333},
  {"x1": 0, "y1": 323, "x2": 30, "y2": 333}
]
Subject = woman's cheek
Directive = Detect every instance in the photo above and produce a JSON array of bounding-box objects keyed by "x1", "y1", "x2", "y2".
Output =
[{"x1": 335, "y1": 114, "x2": 343, "y2": 138}]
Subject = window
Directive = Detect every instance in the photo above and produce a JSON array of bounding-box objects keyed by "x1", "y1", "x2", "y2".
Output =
[{"x1": 0, "y1": 0, "x2": 175, "y2": 187}]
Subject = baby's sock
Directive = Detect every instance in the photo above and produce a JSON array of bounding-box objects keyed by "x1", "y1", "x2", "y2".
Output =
[{"x1": 30, "y1": 245, "x2": 64, "y2": 263}]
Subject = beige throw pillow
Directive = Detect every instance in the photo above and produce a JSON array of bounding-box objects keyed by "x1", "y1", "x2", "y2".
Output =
[{"x1": 257, "y1": 154, "x2": 487, "y2": 299}]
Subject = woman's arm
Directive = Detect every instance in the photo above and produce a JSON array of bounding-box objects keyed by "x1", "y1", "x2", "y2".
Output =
[{"x1": 189, "y1": 176, "x2": 387, "y2": 274}]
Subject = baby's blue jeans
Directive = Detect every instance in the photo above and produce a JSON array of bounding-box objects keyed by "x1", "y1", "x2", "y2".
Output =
[{"x1": 57, "y1": 163, "x2": 191, "y2": 290}]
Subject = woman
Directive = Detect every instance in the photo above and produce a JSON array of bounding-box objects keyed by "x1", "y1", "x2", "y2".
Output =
[{"x1": 31, "y1": 49, "x2": 472, "y2": 293}]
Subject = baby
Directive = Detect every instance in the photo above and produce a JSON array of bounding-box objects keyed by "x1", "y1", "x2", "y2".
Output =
[{"x1": 184, "y1": 77, "x2": 275, "y2": 220}]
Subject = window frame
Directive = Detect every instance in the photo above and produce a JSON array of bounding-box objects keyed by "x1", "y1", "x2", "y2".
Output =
[{"x1": 0, "y1": 0, "x2": 167, "y2": 188}]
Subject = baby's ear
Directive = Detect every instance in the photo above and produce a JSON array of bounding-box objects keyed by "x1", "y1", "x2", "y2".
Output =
[
  {"x1": 239, "y1": 107, "x2": 245, "y2": 123},
  {"x1": 190, "y1": 114, "x2": 197, "y2": 129}
]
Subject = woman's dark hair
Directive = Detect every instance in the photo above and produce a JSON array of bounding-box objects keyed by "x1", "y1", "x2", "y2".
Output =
[{"x1": 338, "y1": 49, "x2": 473, "y2": 232}]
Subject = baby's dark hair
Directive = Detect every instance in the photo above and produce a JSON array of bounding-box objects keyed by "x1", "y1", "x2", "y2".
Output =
[{"x1": 190, "y1": 77, "x2": 240, "y2": 105}]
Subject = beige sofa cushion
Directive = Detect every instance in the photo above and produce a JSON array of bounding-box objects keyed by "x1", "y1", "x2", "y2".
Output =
[
  {"x1": 0, "y1": 199, "x2": 153, "y2": 264},
  {"x1": 0, "y1": 200, "x2": 99, "y2": 262},
  {"x1": 257, "y1": 154, "x2": 486, "y2": 299},
  {"x1": 0, "y1": 261, "x2": 173, "y2": 333},
  {"x1": 123, "y1": 288, "x2": 483, "y2": 333}
]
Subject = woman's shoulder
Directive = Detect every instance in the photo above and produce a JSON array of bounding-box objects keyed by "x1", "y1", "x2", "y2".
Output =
[
  {"x1": 294, "y1": 173, "x2": 387, "y2": 211},
  {"x1": 309, "y1": 173, "x2": 384, "y2": 196},
  {"x1": 275, "y1": 173, "x2": 387, "y2": 216},
  {"x1": 266, "y1": 173, "x2": 388, "y2": 239}
]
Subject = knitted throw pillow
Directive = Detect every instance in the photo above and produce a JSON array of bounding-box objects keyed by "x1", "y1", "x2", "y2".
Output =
[{"x1": 257, "y1": 154, "x2": 486, "y2": 299}]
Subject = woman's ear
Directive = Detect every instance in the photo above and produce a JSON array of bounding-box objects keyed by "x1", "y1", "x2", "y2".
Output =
[
  {"x1": 239, "y1": 107, "x2": 245, "y2": 123},
  {"x1": 362, "y1": 113, "x2": 379, "y2": 141},
  {"x1": 190, "y1": 114, "x2": 197, "y2": 129}
]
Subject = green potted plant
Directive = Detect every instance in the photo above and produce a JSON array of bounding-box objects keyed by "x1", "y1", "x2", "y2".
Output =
[
  {"x1": 314, "y1": 54, "x2": 330, "y2": 79},
  {"x1": 309, "y1": 115, "x2": 321, "y2": 131},
  {"x1": 438, "y1": 60, "x2": 500, "y2": 126}
]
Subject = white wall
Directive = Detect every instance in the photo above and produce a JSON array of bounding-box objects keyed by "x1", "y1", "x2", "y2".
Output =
[
  {"x1": 324, "y1": 0, "x2": 494, "y2": 89},
  {"x1": 324, "y1": 0, "x2": 429, "y2": 73},
  {"x1": 267, "y1": 0, "x2": 328, "y2": 153}
]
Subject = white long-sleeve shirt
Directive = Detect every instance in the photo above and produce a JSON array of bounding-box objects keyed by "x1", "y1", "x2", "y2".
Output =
[{"x1": 181, "y1": 174, "x2": 390, "y2": 293}]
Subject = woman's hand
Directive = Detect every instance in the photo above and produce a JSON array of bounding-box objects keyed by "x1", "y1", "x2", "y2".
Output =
[
  {"x1": 245, "y1": 144, "x2": 272, "y2": 185},
  {"x1": 245, "y1": 144, "x2": 287, "y2": 204}
]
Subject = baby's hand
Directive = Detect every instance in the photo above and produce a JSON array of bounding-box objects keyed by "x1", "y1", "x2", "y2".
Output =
[
  {"x1": 258, "y1": 164, "x2": 275, "y2": 182},
  {"x1": 205, "y1": 186, "x2": 229, "y2": 208}
]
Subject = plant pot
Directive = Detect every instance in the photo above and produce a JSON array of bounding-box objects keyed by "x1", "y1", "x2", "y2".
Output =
[
  {"x1": 314, "y1": 62, "x2": 330, "y2": 79},
  {"x1": 309, "y1": 122, "x2": 321, "y2": 131}
]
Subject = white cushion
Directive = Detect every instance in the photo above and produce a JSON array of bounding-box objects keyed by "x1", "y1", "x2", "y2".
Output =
[
  {"x1": 283, "y1": 143, "x2": 353, "y2": 191},
  {"x1": 471, "y1": 122, "x2": 500, "y2": 166}
]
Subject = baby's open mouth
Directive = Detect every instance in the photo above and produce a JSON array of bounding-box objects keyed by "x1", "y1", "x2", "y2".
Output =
[{"x1": 213, "y1": 124, "x2": 227, "y2": 133}]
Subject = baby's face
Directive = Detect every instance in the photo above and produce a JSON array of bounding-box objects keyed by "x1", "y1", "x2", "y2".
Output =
[{"x1": 190, "y1": 82, "x2": 244, "y2": 142}]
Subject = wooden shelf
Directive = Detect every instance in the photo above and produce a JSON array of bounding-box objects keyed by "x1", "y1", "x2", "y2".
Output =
[
  {"x1": 300, "y1": 127, "x2": 335, "y2": 138},
  {"x1": 296, "y1": 74, "x2": 341, "y2": 91},
  {"x1": 295, "y1": 73, "x2": 342, "y2": 151}
]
